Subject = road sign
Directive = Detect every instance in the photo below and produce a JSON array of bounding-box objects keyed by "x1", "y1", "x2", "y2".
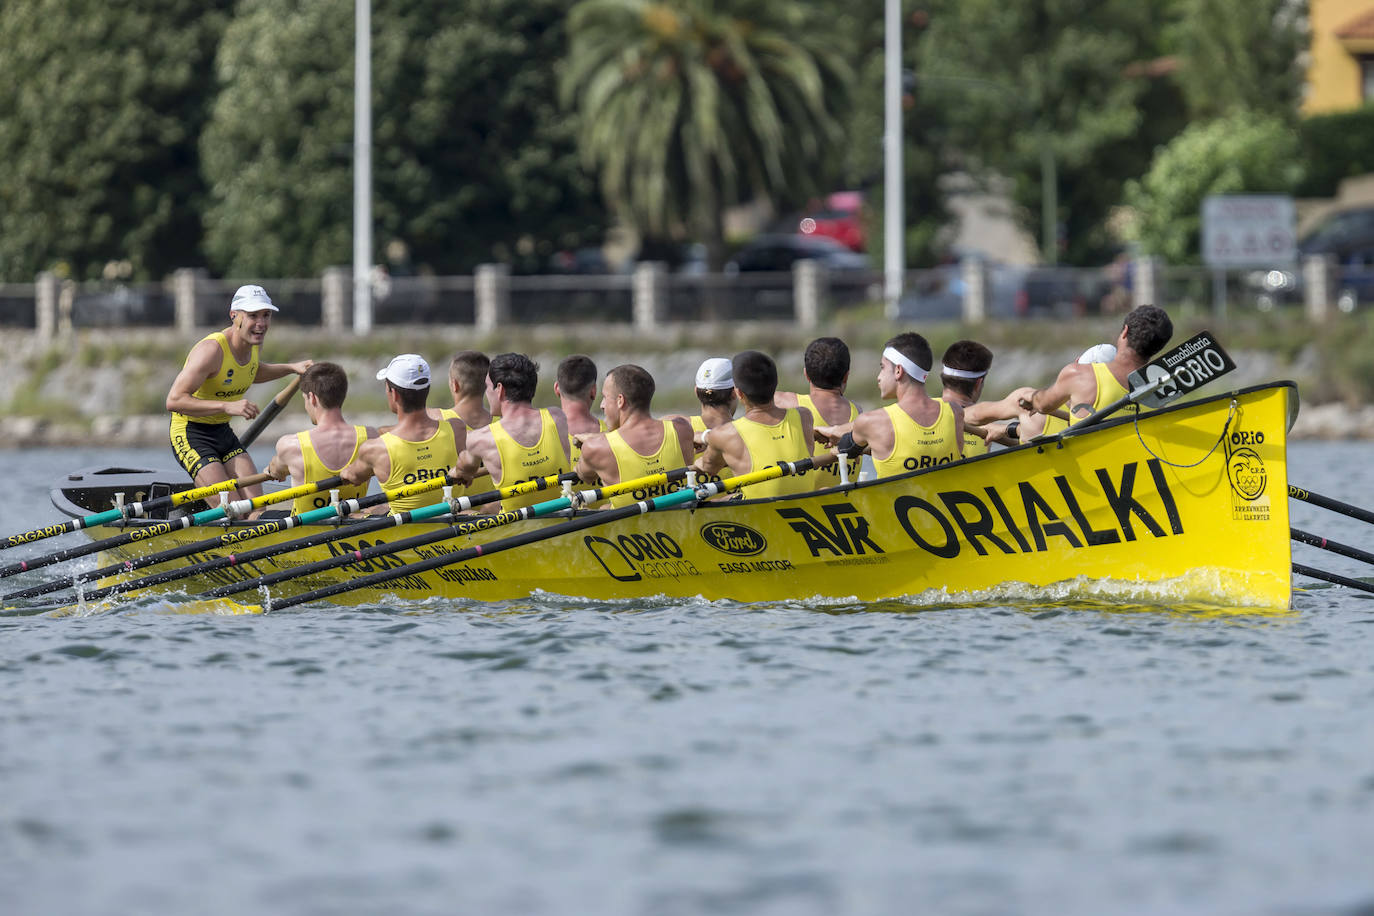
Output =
[
  {"x1": 1201, "y1": 195, "x2": 1296, "y2": 268},
  {"x1": 1128, "y1": 331, "x2": 1236, "y2": 408}
]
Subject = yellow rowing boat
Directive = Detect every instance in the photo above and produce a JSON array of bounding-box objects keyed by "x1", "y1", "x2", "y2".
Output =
[{"x1": 51, "y1": 381, "x2": 1296, "y2": 610}]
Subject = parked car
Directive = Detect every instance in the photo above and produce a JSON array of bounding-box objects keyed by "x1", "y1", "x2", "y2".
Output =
[
  {"x1": 798, "y1": 190, "x2": 865, "y2": 252},
  {"x1": 1246, "y1": 206, "x2": 1374, "y2": 311},
  {"x1": 725, "y1": 233, "x2": 872, "y2": 274}
]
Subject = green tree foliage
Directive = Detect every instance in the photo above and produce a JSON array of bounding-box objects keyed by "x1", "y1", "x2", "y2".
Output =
[
  {"x1": 561, "y1": 0, "x2": 852, "y2": 267},
  {"x1": 0, "y1": 0, "x2": 230, "y2": 282},
  {"x1": 1125, "y1": 112, "x2": 1302, "y2": 264},
  {"x1": 918, "y1": 0, "x2": 1179, "y2": 265},
  {"x1": 1296, "y1": 104, "x2": 1374, "y2": 198},
  {"x1": 202, "y1": 0, "x2": 607, "y2": 278},
  {"x1": 1165, "y1": 0, "x2": 1306, "y2": 121}
]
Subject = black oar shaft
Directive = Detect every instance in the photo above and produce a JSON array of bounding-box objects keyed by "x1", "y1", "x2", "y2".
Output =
[
  {"x1": 1291, "y1": 528, "x2": 1374, "y2": 567},
  {"x1": 1289, "y1": 485, "x2": 1374, "y2": 526},
  {"x1": 240, "y1": 375, "x2": 301, "y2": 448},
  {"x1": 1293, "y1": 563, "x2": 1374, "y2": 595},
  {"x1": 269, "y1": 503, "x2": 647, "y2": 611},
  {"x1": 197, "y1": 509, "x2": 526, "y2": 599},
  {"x1": 0, "y1": 519, "x2": 188, "y2": 580}
]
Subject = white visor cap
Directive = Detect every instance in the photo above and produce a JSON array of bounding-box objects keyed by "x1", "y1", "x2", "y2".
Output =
[
  {"x1": 694, "y1": 357, "x2": 734, "y2": 390},
  {"x1": 1077, "y1": 343, "x2": 1117, "y2": 364},
  {"x1": 377, "y1": 353, "x2": 432, "y2": 390},
  {"x1": 230, "y1": 284, "x2": 279, "y2": 313}
]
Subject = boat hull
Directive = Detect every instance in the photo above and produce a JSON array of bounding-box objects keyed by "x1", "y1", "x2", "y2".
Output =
[{"x1": 68, "y1": 383, "x2": 1295, "y2": 609}]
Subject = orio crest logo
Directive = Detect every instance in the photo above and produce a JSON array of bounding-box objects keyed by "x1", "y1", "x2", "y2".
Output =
[
  {"x1": 1227, "y1": 448, "x2": 1267, "y2": 500},
  {"x1": 700, "y1": 522, "x2": 767, "y2": 556}
]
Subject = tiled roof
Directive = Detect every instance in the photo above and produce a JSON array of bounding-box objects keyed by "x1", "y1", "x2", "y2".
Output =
[{"x1": 1335, "y1": 8, "x2": 1374, "y2": 40}]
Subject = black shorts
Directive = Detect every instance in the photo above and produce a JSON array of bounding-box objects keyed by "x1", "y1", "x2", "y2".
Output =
[{"x1": 170, "y1": 417, "x2": 246, "y2": 479}]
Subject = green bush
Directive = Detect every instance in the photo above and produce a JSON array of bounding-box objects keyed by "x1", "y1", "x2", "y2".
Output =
[
  {"x1": 1296, "y1": 104, "x2": 1374, "y2": 198},
  {"x1": 1126, "y1": 112, "x2": 1303, "y2": 264}
]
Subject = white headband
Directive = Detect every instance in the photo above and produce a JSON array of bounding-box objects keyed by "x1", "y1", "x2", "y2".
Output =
[
  {"x1": 940, "y1": 364, "x2": 987, "y2": 380},
  {"x1": 883, "y1": 346, "x2": 928, "y2": 383}
]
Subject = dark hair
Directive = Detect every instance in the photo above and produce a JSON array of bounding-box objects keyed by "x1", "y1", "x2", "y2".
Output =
[
  {"x1": 1122, "y1": 305, "x2": 1173, "y2": 360},
  {"x1": 387, "y1": 380, "x2": 429, "y2": 413},
  {"x1": 696, "y1": 387, "x2": 735, "y2": 409},
  {"x1": 732, "y1": 350, "x2": 778, "y2": 405},
  {"x1": 609, "y1": 364, "x2": 655, "y2": 411},
  {"x1": 556, "y1": 354, "x2": 599, "y2": 399},
  {"x1": 488, "y1": 352, "x2": 539, "y2": 403},
  {"x1": 301, "y1": 361, "x2": 348, "y2": 409},
  {"x1": 449, "y1": 350, "x2": 490, "y2": 394},
  {"x1": 803, "y1": 337, "x2": 850, "y2": 390},
  {"x1": 940, "y1": 339, "x2": 993, "y2": 398},
  {"x1": 883, "y1": 332, "x2": 933, "y2": 381}
]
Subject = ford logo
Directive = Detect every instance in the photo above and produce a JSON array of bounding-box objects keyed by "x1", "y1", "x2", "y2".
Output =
[{"x1": 700, "y1": 522, "x2": 767, "y2": 556}]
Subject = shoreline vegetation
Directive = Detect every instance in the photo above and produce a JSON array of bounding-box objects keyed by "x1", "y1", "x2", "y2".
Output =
[{"x1": 3, "y1": 311, "x2": 1373, "y2": 448}]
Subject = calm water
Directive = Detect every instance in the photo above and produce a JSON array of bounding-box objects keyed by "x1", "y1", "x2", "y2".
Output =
[{"x1": 3, "y1": 443, "x2": 1374, "y2": 916}]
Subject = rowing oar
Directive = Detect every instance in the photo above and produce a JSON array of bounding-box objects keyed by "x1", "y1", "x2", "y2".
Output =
[
  {"x1": 1292, "y1": 563, "x2": 1374, "y2": 596},
  {"x1": 239, "y1": 375, "x2": 301, "y2": 449},
  {"x1": 0, "y1": 471, "x2": 273, "y2": 554},
  {"x1": 19, "y1": 470, "x2": 580, "y2": 605},
  {"x1": 2, "y1": 472, "x2": 454, "y2": 601},
  {"x1": 1291, "y1": 528, "x2": 1374, "y2": 567},
  {"x1": 0, "y1": 474, "x2": 340, "y2": 583},
  {"x1": 1288, "y1": 485, "x2": 1374, "y2": 526},
  {"x1": 208, "y1": 454, "x2": 835, "y2": 613},
  {"x1": 193, "y1": 465, "x2": 703, "y2": 601}
]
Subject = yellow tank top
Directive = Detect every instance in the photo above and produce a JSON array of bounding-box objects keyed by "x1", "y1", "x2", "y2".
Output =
[
  {"x1": 946, "y1": 397, "x2": 987, "y2": 458},
  {"x1": 797, "y1": 393, "x2": 860, "y2": 489},
  {"x1": 604, "y1": 420, "x2": 685, "y2": 508},
  {"x1": 380, "y1": 421, "x2": 459, "y2": 513},
  {"x1": 292, "y1": 427, "x2": 370, "y2": 515},
  {"x1": 872, "y1": 401, "x2": 960, "y2": 477},
  {"x1": 174, "y1": 331, "x2": 258, "y2": 425},
  {"x1": 1041, "y1": 362, "x2": 1131, "y2": 435},
  {"x1": 690, "y1": 416, "x2": 733, "y2": 486},
  {"x1": 490, "y1": 409, "x2": 569, "y2": 511},
  {"x1": 732, "y1": 409, "x2": 811, "y2": 498}
]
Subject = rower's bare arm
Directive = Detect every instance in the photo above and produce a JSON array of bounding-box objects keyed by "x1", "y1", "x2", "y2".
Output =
[
  {"x1": 575, "y1": 434, "x2": 612, "y2": 485},
  {"x1": 950, "y1": 401, "x2": 966, "y2": 457},
  {"x1": 813, "y1": 421, "x2": 854, "y2": 447},
  {"x1": 254, "y1": 359, "x2": 313, "y2": 383},
  {"x1": 1021, "y1": 365, "x2": 1083, "y2": 418},
  {"x1": 341, "y1": 441, "x2": 380, "y2": 487},
  {"x1": 266, "y1": 434, "x2": 302, "y2": 481},
  {"x1": 166, "y1": 340, "x2": 257, "y2": 418},
  {"x1": 669, "y1": 417, "x2": 696, "y2": 466}
]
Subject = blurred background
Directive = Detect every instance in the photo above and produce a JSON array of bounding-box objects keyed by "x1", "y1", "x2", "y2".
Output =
[{"x1": 3, "y1": 0, "x2": 1373, "y2": 334}]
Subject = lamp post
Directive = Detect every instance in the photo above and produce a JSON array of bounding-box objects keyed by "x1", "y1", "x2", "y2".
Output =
[
  {"x1": 882, "y1": 0, "x2": 904, "y2": 318},
  {"x1": 353, "y1": 0, "x2": 372, "y2": 334}
]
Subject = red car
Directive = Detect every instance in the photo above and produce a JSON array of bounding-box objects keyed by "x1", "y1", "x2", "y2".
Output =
[{"x1": 798, "y1": 191, "x2": 865, "y2": 252}]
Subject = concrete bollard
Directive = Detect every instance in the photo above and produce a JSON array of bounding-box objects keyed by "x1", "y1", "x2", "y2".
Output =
[
  {"x1": 633, "y1": 262, "x2": 669, "y2": 331},
  {"x1": 793, "y1": 259, "x2": 824, "y2": 330},
  {"x1": 960, "y1": 257, "x2": 988, "y2": 324},
  {"x1": 475, "y1": 263, "x2": 511, "y2": 332}
]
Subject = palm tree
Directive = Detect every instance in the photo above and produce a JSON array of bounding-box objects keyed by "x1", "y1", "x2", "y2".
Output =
[{"x1": 561, "y1": 0, "x2": 852, "y2": 269}]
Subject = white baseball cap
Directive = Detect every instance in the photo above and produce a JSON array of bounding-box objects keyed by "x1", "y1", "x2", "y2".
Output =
[
  {"x1": 694, "y1": 357, "x2": 734, "y2": 390},
  {"x1": 1078, "y1": 343, "x2": 1117, "y2": 364},
  {"x1": 230, "y1": 284, "x2": 279, "y2": 313},
  {"x1": 377, "y1": 353, "x2": 432, "y2": 390}
]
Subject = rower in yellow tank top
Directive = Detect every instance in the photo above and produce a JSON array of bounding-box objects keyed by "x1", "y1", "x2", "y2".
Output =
[
  {"x1": 490, "y1": 409, "x2": 569, "y2": 511},
  {"x1": 871, "y1": 400, "x2": 961, "y2": 477},
  {"x1": 379, "y1": 421, "x2": 459, "y2": 512},
  {"x1": 291, "y1": 427, "x2": 370, "y2": 514},
  {"x1": 961, "y1": 424, "x2": 988, "y2": 458},
  {"x1": 171, "y1": 331, "x2": 258, "y2": 425},
  {"x1": 733, "y1": 409, "x2": 812, "y2": 498},
  {"x1": 796, "y1": 393, "x2": 859, "y2": 489},
  {"x1": 1040, "y1": 362, "x2": 1130, "y2": 436},
  {"x1": 603, "y1": 419, "x2": 685, "y2": 508}
]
